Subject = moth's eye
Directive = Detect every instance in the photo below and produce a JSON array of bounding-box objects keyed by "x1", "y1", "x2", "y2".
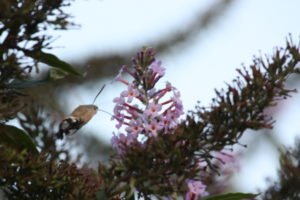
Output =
[{"x1": 61, "y1": 120, "x2": 70, "y2": 130}]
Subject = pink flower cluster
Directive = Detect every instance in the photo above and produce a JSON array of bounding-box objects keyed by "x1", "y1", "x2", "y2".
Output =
[
  {"x1": 110, "y1": 49, "x2": 211, "y2": 198},
  {"x1": 184, "y1": 179, "x2": 207, "y2": 200},
  {"x1": 111, "y1": 49, "x2": 184, "y2": 155}
]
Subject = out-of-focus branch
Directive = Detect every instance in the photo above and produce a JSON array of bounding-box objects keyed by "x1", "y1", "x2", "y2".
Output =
[{"x1": 42, "y1": 0, "x2": 236, "y2": 87}]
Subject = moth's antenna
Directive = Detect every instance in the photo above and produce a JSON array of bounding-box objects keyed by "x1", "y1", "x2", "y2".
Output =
[
  {"x1": 92, "y1": 85, "x2": 112, "y2": 117},
  {"x1": 92, "y1": 84, "x2": 106, "y2": 104}
]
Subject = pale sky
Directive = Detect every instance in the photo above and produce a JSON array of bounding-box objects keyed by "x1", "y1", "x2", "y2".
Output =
[{"x1": 49, "y1": 0, "x2": 300, "y2": 194}]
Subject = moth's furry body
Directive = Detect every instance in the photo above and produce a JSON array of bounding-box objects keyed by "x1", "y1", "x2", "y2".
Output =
[{"x1": 56, "y1": 105, "x2": 98, "y2": 139}]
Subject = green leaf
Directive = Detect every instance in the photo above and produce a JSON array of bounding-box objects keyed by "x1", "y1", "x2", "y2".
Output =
[
  {"x1": 0, "y1": 124, "x2": 39, "y2": 154},
  {"x1": 25, "y1": 50, "x2": 82, "y2": 76},
  {"x1": 96, "y1": 190, "x2": 108, "y2": 200},
  {"x1": 205, "y1": 192, "x2": 258, "y2": 200}
]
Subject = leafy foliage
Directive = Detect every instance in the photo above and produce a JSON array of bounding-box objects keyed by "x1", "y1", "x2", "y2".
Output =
[
  {"x1": 0, "y1": 146, "x2": 103, "y2": 200},
  {"x1": 0, "y1": 1, "x2": 102, "y2": 199},
  {"x1": 0, "y1": 0, "x2": 80, "y2": 120},
  {"x1": 262, "y1": 140, "x2": 300, "y2": 200},
  {"x1": 0, "y1": 104, "x2": 103, "y2": 199}
]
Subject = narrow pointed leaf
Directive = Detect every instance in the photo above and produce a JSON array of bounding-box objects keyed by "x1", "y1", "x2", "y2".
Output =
[
  {"x1": 25, "y1": 50, "x2": 82, "y2": 76},
  {"x1": 205, "y1": 192, "x2": 258, "y2": 200},
  {"x1": 0, "y1": 124, "x2": 39, "y2": 154}
]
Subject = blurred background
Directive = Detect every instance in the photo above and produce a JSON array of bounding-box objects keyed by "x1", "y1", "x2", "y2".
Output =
[{"x1": 34, "y1": 0, "x2": 300, "y2": 195}]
